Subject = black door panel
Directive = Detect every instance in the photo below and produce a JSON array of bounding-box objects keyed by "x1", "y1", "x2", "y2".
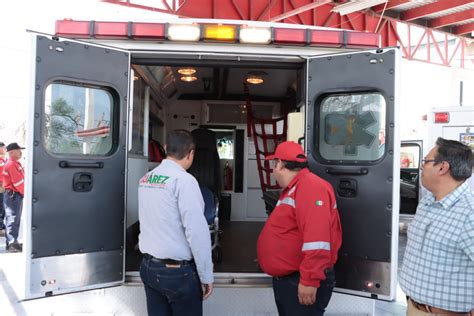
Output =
[
  {"x1": 306, "y1": 49, "x2": 399, "y2": 300},
  {"x1": 27, "y1": 35, "x2": 129, "y2": 298}
]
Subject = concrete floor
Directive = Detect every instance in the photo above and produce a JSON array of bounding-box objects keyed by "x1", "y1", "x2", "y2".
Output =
[{"x1": 0, "y1": 230, "x2": 409, "y2": 315}]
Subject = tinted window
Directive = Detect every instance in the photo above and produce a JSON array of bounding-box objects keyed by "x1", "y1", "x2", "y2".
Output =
[
  {"x1": 130, "y1": 77, "x2": 146, "y2": 156},
  {"x1": 317, "y1": 93, "x2": 386, "y2": 162},
  {"x1": 44, "y1": 82, "x2": 114, "y2": 155}
]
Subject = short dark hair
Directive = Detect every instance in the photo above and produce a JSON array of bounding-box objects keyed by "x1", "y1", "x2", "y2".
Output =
[
  {"x1": 166, "y1": 130, "x2": 195, "y2": 160},
  {"x1": 0, "y1": 142, "x2": 4, "y2": 147},
  {"x1": 281, "y1": 159, "x2": 308, "y2": 171},
  {"x1": 435, "y1": 137, "x2": 473, "y2": 181}
]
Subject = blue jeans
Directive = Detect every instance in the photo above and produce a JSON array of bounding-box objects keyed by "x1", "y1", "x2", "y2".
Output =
[
  {"x1": 0, "y1": 191, "x2": 5, "y2": 229},
  {"x1": 140, "y1": 254, "x2": 203, "y2": 316},
  {"x1": 272, "y1": 269, "x2": 336, "y2": 316},
  {"x1": 3, "y1": 191, "x2": 23, "y2": 246}
]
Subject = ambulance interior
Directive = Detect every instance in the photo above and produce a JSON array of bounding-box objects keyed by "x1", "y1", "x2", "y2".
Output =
[{"x1": 125, "y1": 59, "x2": 305, "y2": 273}]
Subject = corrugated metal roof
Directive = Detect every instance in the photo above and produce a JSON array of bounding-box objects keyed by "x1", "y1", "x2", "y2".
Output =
[{"x1": 368, "y1": 0, "x2": 473, "y2": 38}]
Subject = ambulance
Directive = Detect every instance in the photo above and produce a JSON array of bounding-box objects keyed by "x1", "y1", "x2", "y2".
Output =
[{"x1": 22, "y1": 18, "x2": 401, "y2": 315}]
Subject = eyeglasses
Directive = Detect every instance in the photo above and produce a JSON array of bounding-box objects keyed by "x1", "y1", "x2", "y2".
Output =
[{"x1": 421, "y1": 159, "x2": 437, "y2": 166}]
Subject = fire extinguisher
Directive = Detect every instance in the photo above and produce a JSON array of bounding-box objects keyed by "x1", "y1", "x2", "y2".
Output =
[{"x1": 223, "y1": 161, "x2": 233, "y2": 191}]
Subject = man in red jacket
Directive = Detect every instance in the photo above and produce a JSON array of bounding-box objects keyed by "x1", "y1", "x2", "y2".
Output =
[
  {"x1": 0, "y1": 142, "x2": 6, "y2": 236},
  {"x1": 3, "y1": 142, "x2": 25, "y2": 252},
  {"x1": 257, "y1": 141, "x2": 342, "y2": 316}
]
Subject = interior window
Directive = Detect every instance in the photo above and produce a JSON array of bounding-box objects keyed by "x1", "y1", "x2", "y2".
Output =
[
  {"x1": 130, "y1": 77, "x2": 146, "y2": 156},
  {"x1": 43, "y1": 82, "x2": 114, "y2": 155},
  {"x1": 317, "y1": 92, "x2": 386, "y2": 162},
  {"x1": 400, "y1": 145, "x2": 420, "y2": 168},
  {"x1": 216, "y1": 131, "x2": 234, "y2": 159}
]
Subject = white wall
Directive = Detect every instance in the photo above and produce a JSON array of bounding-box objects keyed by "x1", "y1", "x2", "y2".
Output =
[{"x1": 399, "y1": 59, "x2": 474, "y2": 144}]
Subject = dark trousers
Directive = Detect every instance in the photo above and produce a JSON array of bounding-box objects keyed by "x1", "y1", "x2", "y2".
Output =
[
  {"x1": 3, "y1": 191, "x2": 23, "y2": 246},
  {"x1": 0, "y1": 191, "x2": 5, "y2": 229},
  {"x1": 140, "y1": 254, "x2": 203, "y2": 316},
  {"x1": 272, "y1": 269, "x2": 336, "y2": 316}
]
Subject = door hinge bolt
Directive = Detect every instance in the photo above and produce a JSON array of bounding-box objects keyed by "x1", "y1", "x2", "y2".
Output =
[
  {"x1": 34, "y1": 113, "x2": 40, "y2": 118},
  {"x1": 387, "y1": 203, "x2": 392, "y2": 209},
  {"x1": 390, "y1": 123, "x2": 394, "y2": 128},
  {"x1": 387, "y1": 177, "x2": 393, "y2": 182},
  {"x1": 389, "y1": 68, "x2": 394, "y2": 74},
  {"x1": 36, "y1": 56, "x2": 41, "y2": 62},
  {"x1": 34, "y1": 141, "x2": 39, "y2": 146},
  {"x1": 34, "y1": 170, "x2": 39, "y2": 174},
  {"x1": 389, "y1": 150, "x2": 393, "y2": 155},
  {"x1": 32, "y1": 198, "x2": 38, "y2": 203}
]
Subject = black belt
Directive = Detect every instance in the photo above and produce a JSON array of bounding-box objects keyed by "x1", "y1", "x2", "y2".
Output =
[
  {"x1": 5, "y1": 189, "x2": 21, "y2": 196},
  {"x1": 143, "y1": 253, "x2": 194, "y2": 265},
  {"x1": 408, "y1": 297, "x2": 472, "y2": 315},
  {"x1": 273, "y1": 268, "x2": 334, "y2": 281}
]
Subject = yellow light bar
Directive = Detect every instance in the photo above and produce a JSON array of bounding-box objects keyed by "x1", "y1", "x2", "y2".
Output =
[
  {"x1": 168, "y1": 23, "x2": 200, "y2": 41},
  {"x1": 203, "y1": 24, "x2": 236, "y2": 41},
  {"x1": 239, "y1": 26, "x2": 271, "y2": 44}
]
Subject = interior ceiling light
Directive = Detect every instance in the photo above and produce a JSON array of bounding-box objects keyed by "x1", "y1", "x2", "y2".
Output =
[
  {"x1": 178, "y1": 68, "x2": 196, "y2": 75},
  {"x1": 331, "y1": 0, "x2": 387, "y2": 16},
  {"x1": 180, "y1": 75, "x2": 197, "y2": 82},
  {"x1": 246, "y1": 75, "x2": 264, "y2": 85},
  {"x1": 246, "y1": 70, "x2": 267, "y2": 85}
]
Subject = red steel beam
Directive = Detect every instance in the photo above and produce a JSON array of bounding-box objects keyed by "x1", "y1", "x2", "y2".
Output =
[
  {"x1": 269, "y1": 0, "x2": 332, "y2": 22},
  {"x1": 372, "y1": 0, "x2": 412, "y2": 14},
  {"x1": 428, "y1": 9, "x2": 474, "y2": 28},
  {"x1": 98, "y1": 0, "x2": 471, "y2": 68},
  {"x1": 100, "y1": 0, "x2": 173, "y2": 14},
  {"x1": 401, "y1": 0, "x2": 473, "y2": 21},
  {"x1": 453, "y1": 22, "x2": 474, "y2": 35}
]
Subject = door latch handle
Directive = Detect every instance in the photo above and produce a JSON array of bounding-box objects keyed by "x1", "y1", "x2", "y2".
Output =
[
  {"x1": 337, "y1": 178, "x2": 357, "y2": 198},
  {"x1": 73, "y1": 173, "x2": 93, "y2": 192}
]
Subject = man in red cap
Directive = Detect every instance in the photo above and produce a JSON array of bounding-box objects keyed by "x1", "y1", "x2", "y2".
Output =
[
  {"x1": 257, "y1": 141, "x2": 342, "y2": 316},
  {"x1": 0, "y1": 142, "x2": 6, "y2": 236},
  {"x1": 3, "y1": 142, "x2": 25, "y2": 252}
]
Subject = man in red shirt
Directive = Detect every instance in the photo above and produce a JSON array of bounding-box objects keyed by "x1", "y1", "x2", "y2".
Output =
[
  {"x1": 0, "y1": 142, "x2": 6, "y2": 235},
  {"x1": 3, "y1": 142, "x2": 25, "y2": 252},
  {"x1": 257, "y1": 141, "x2": 342, "y2": 316}
]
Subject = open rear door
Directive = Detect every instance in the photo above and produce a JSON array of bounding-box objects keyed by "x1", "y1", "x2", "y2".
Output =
[
  {"x1": 24, "y1": 35, "x2": 130, "y2": 299},
  {"x1": 306, "y1": 48, "x2": 400, "y2": 300}
]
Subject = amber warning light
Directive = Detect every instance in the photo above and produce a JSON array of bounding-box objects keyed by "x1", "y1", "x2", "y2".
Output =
[{"x1": 434, "y1": 112, "x2": 449, "y2": 124}]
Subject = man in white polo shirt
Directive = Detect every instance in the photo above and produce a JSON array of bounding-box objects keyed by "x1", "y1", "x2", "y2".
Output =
[{"x1": 138, "y1": 129, "x2": 213, "y2": 316}]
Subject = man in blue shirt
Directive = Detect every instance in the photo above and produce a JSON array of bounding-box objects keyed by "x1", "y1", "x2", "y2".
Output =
[
  {"x1": 399, "y1": 137, "x2": 473, "y2": 315},
  {"x1": 139, "y1": 130, "x2": 213, "y2": 316}
]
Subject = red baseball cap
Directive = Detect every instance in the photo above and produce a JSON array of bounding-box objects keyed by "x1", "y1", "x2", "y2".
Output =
[{"x1": 265, "y1": 141, "x2": 307, "y2": 163}]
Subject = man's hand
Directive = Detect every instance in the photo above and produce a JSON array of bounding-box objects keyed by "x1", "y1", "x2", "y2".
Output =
[
  {"x1": 298, "y1": 283, "x2": 317, "y2": 305},
  {"x1": 202, "y1": 283, "x2": 213, "y2": 300}
]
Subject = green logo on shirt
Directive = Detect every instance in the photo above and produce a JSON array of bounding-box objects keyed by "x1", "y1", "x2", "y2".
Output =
[
  {"x1": 315, "y1": 200, "x2": 324, "y2": 206},
  {"x1": 146, "y1": 174, "x2": 170, "y2": 184}
]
